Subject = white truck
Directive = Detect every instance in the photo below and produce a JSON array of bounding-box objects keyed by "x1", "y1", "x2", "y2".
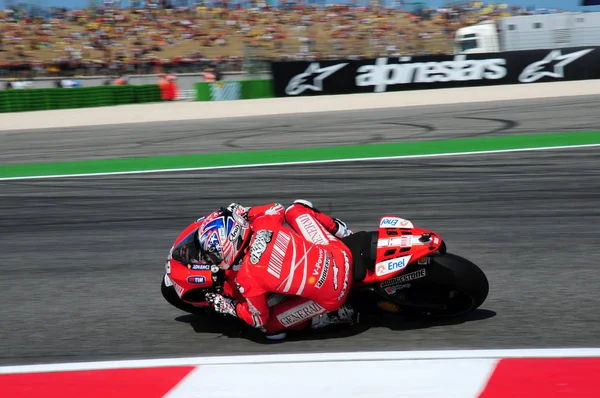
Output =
[{"x1": 453, "y1": 11, "x2": 600, "y2": 54}]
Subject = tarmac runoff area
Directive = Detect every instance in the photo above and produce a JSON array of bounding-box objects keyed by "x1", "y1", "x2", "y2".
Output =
[
  {"x1": 0, "y1": 90, "x2": 599, "y2": 364},
  {"x1": 2, "y1": 79, "x2": 600, "y2": 131},
  {"x1": 0, "y1": 83, "x2": 599, "y2": 397}
]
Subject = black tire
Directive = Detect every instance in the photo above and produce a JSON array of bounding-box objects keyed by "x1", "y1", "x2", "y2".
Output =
[
  {"x1": 405, "y1": 253, "x2": 489, "y2": 318},
  {"x1": 160, "y1": 276, "x2": 207, "y2": 315}
]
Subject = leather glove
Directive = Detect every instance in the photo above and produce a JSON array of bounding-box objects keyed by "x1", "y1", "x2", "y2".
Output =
[
  {"x1": 227, "y1": 203, "x2": 250, "y2": 219},
  {"x1": 333, "y1": 217, "x2": 353, "y2": 239},
  {"x1": 205, "y1": 293, "x2": 238, "y2": 317}
]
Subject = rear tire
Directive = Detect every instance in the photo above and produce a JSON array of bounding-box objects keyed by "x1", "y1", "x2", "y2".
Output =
[
  {"x1": 404, "y1": 253, "x2": 489, "y2": 318},
  {"x1": 161, "y1": 276, "x2": 207, "y2": 315}
]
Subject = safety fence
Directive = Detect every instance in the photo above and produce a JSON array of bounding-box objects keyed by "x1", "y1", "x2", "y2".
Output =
[
  {"x1": 0, "y1": 80, "x2": 275, "y2": 113},
  {"x1": 195, "y1": 79, "x2": 273, "y2": 102},
  {"x1": 0, "y1": 84, "x2": 161, "y2": 113}
]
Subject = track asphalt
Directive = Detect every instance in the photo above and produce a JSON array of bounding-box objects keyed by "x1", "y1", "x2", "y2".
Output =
[{"x1": 0, "y1": 95, "x2": 599, "y2": 365}]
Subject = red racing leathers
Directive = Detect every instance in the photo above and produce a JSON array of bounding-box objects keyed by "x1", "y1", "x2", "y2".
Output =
[{"x1": 233, "y1": 202, "x2": 353, "y2": 334}]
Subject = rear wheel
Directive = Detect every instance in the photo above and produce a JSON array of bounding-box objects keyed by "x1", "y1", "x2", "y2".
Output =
[{"x1": 397, "y1": 253, "x2": 489, "y2": 318}]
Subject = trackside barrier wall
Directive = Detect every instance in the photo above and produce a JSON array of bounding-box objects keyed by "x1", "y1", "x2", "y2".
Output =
[
  {"x1": 241, "y1": 79, "x2": 273, "y2": 99},
  {"x1": 194, "y1": 79, "x2": 273, "y2": 101},
  {"x1": 270, "y1": 46, "x2": 600, "y2": 97},
  {"x1": 0, "y1": 85, "x2": 161, "y2": 113}
]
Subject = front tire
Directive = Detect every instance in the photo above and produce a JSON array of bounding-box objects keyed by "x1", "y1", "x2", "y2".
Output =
[{"x1": 161, "y1": 276, "x2": 207, "y2": 315}]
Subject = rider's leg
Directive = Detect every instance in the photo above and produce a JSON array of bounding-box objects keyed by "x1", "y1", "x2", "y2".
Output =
[
  {"x1": 276, "y1": 200, "x2": 356, "y2": 339},
  {"x1": 285, "y1": 200, "x2": 352, "y2": 240},
  {"x1": 262, "y1": 294, "x2": 355, "y2": 339}
]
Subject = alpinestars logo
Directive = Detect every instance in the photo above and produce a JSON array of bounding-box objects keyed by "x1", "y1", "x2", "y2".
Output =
[
  {"x1": 356, "y1": 55, "x2": 507, "y2": 92},
  {"x1": 285, "y1": 62, "x2": 348, "y2": 95},
  {"x1": 518, "y1": 49, "x2": 593, "y2": 83}
]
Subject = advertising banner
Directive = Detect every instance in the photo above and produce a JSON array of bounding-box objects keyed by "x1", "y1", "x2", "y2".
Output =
[{"x1": 271, "y1": 47, "x2": 599, "y2": 97}]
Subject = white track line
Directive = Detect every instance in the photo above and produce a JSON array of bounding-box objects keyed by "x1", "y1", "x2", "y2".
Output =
[
  {"x1": 1, "y1": 348, "x2": 600, "y2": 374},
  {"x1": 1, "y1": 143, "x2": 599, "y2": 182}
]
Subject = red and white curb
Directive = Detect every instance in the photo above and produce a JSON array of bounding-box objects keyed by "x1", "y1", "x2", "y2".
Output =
[{"x1": 1, "y1": 349, "x2": 600, "y2": 397}]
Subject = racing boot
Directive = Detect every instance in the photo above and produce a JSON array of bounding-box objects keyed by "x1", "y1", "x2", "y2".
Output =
[
  {"x1": 310, "y1": 304, "x2": 358, "y2": 330},
  {"x1": 264, "y1": 331, "x2": 287, "y2": 341},
  {"x1": 288, "y1": 199, "x2": 353, "y2": 239}
]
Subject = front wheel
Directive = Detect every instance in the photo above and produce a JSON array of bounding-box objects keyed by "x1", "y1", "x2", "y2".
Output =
[
  {"x1": 161, "y1": 276, "x2": 208, "y2": 315},
  {"x1": 392, "y1": 253, "x2": 489, "y2": 318}
]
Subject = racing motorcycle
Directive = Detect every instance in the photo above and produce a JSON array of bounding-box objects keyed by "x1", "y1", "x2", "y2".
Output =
[{"x1": 161, "y1": 215, "x2": 489, "y2": 329}]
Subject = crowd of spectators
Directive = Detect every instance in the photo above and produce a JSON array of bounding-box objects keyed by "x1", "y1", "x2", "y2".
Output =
[{"x1": 0, "y1": 1, "x2": 567, "y2": 79}]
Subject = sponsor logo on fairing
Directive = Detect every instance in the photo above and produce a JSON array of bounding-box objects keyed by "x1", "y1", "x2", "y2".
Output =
[
  {"x1": 250, "y1": 230, "x2": 273, "y2": 264},
  {"x1": 268, "y1": 231, "x2": 290, "y2": 279},
  {"x1": 376, "y1": 255, "x2": 412, "y2": 276},
  {"x1": 356, "y1": 56, "x2": 507, "y2": 92},
  {"x1": 384, "y1": 283, "x2": 411, "y2": 295},
  {"x1": 187, "y1": 276, "x2": 206, "y2": 284},
  {"x1": 379, "y1": 217, "x2": 413, "y2": 229},
  {"x1": 276, "y1": 301, "x2": 327, "y2": 327},
  {"x1": 381, "y1": 269, "x2": 427, "y2": 288},
  {"x1": 297, "y1": 214, "x2": 329, "y2": 245},
  {"x1": 189, "y1": 263, "x2": 211, "y2": 271},
  {"x1": 380, "y1": 217, "x2": 399, "y2": 227}
]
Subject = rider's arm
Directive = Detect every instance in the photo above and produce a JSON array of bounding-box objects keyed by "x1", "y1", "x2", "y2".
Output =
[
  {"x1": 235, "y1": 294, "x2": 270, "y2": 329},
  {"x1": 247, "y1": 203, "x2": 285, "y2": 224}
]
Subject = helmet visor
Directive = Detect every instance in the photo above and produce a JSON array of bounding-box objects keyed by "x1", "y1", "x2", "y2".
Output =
[{"x1": 201, "y1": 246, "x2": 223, "y2": 265}]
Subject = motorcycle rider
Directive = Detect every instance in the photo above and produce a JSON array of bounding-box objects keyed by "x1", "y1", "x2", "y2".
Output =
[{"x1": 198, "y1": 199, "x2": 356, "y2": 340}]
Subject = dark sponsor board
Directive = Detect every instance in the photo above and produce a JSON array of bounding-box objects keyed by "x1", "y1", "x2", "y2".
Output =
[{"x1": 271, "y1": 47, "x2": 599, "y2": 97}]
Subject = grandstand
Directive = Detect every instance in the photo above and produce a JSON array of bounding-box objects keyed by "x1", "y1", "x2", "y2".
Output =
[{"x1": 0, "y1": 1, "x2": 562, "y2": 77}]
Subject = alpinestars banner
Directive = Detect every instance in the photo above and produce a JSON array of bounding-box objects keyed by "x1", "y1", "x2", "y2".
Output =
[{"x1": 270, "y1": 47, "x2": 599, "y2": 97}]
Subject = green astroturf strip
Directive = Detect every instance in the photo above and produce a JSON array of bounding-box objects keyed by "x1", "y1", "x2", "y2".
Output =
[{"x1": 1, "y1": 131, "x2": 599, "y2": 179}]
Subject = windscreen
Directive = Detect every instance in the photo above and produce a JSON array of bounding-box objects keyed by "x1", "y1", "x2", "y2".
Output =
[{"x1": 171, "y1": 229, "x2": 200, "y2": 265}]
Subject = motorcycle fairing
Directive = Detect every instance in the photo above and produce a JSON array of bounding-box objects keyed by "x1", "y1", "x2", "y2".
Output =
[
  {"x1": 358, "y1": 216, "x2": 443, "y2": 284},
  {"x1": 164, "y1": 219, "x2": 215, "y2": 304}
]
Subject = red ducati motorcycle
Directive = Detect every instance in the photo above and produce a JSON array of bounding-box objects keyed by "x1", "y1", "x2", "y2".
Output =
[{"x1": 161, "y1": 215, "x2": 489, "y2": 322}]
